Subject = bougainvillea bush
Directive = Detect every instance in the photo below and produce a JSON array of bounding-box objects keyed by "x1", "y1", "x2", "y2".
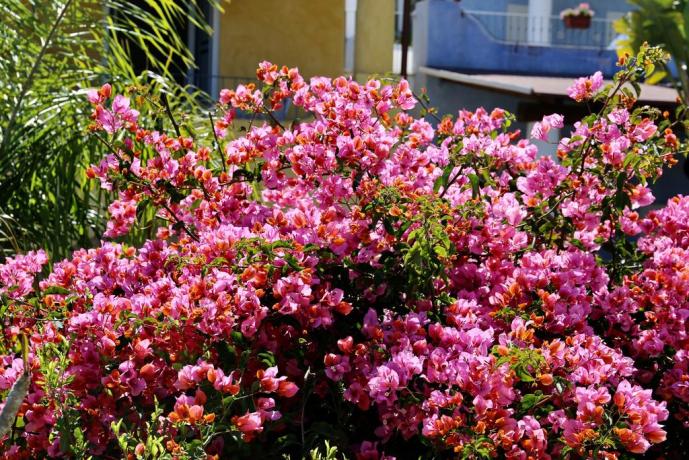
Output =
[{"x1": 2, "y1": 45, "x2": 689, "y2": 459}]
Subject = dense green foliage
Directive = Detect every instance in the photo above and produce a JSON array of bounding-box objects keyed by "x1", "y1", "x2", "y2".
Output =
[
  {"x1": 0, "y1": 0, "x2": 222, "y2": 261},
  {"x1": 615, "y1": 0, "x2": 689, "y2": 101}
]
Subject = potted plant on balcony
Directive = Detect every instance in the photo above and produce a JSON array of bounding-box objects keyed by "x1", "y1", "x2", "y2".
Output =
[{"x1": 560, "y1": 3, "x2": 594, "y2": 29}]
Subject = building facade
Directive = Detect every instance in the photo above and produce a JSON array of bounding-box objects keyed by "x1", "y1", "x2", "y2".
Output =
[
  {"x1": 414, "y1": 0, "x2": 631, "y2": 79},
  {"x1": 186, "y1": 0, "x2": 395, "y2": 98},
  {"x1": 412, "y1": 0, "x2": 677, "y2": 123}
]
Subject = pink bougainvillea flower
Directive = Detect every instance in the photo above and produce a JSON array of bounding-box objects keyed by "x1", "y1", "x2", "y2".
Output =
[
  {"x1": 567, "y1": 71, "x2": 604, "y2": 102},
  {"x1": 531, "y1": 113, "x2": 564, "y2": 141},
  {"x1": 0, "y1": 50, "x2": 683, "y2": 459}
]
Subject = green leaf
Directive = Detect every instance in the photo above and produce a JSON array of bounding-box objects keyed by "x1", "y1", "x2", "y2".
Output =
[
  {"x1": 515, "y1": 365, "x2": 535, "y2": 382},
  {"x1": 383, "y1": 218, "x2": 396, "y2": 236},
  {"x1": 468, "y1": 173, "x2": 480, "y2": 199},
  {"x1": 282, "y1": 253, "x2": 302, "y2": 271},
  {"x1": 434, "y1": 245, "x2": 448, "y2": 258},
  {"x1": 434, "y1": 164, "x2": 453, "y2": 194},
  {"x1": 258, "y1": 351, "x2": 276, "y2": 367},
  {"x1": 630, "y1": 80, "x2": 643, "y2": 97},
  {"x1": 42, "y1": 286, "x2": 70, "y2": 295},
  {"x1": 0, "y1": 371, "x2": 30, "y2": 438},
  {"x1": 519, "y1": 391, "x2": 547, "y2": 411},
  {"x1": 271, "y1": 240, "x2": 294, "y2": 250},
  {"x1": 623, "y1": 152, "x2": 638, "y2": 168}
]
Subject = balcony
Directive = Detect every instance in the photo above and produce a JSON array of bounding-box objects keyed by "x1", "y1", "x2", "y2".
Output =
[
  {"x1": 463, "y1": 10, "x2": 618, "y2": 50},
  {"x1": 412, "y1": 1, "x2": 621, "y2": 78}
]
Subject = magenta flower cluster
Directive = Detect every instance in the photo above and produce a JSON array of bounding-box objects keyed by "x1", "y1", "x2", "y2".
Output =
[{"x1": 0, "y1": 51, "x2": 687, "y2": 459}]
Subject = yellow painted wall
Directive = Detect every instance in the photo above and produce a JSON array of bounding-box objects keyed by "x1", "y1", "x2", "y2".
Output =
[
  {"x1": 218, "y1": 1, "x2": 344, "y2": 79},
  {"x1": 355, "y1": 0, "x2": 395, "y2": 81},
  {"x1": 217, "y1": 0, "x2": 394, "y2": 80}
]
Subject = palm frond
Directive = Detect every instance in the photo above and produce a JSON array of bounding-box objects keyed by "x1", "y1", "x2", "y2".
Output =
[{"x1": 0, "y1": 0, "x2": 226, "y2": 261}]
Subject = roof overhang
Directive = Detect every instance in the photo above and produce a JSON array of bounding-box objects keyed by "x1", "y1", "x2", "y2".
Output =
[{"x1": 419, "y1": 66, "x2": 679, "y2": 106}]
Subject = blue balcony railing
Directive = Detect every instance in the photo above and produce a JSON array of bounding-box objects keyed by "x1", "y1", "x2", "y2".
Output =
[
  {"x1": 413, "y1": 1, "x2": 621, "y2": 78},
  {"x1": 463, "y1": 10, "x2": 618, "y2": 50}
]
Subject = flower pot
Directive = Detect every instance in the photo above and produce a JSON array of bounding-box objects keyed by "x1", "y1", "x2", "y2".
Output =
[{"x1": 563, "y1": 15, "x2": 591, "y2": 29}]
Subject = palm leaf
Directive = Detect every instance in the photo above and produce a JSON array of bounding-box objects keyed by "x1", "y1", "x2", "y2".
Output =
[
  {"x1": 0, "y1": 0, "x2": 226, "y2": 261},
  {"x1": 614, "y1": 0, "x2": 689, "y2": 100}
]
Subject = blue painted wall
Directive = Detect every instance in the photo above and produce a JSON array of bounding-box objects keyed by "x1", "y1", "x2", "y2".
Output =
[
  {"x1": 459, "y1": 0, "x2": 514, "y2": 11},
  {"x1": 414, "y1": 0, "x2": 634, "y2": 77}
]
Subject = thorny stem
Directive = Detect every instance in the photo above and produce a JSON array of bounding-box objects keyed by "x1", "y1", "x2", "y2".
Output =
[
  {"x1": 439, "y1": 166, "x2": 465, "y2": 199},
  {"x1": 413, "y1": 90, "x2": 443, "y2": 123},
  {"x1": 379, "y1": 76, "x2": 443, "y2": 123},
  {"x1": 161, "y1": 93, "x2": 182, "y2": 138},
  {"x1": 208, "y1": 112, "x2": 227, "y2": 172},
  {"x1": 577, "y1": 75, "x2": 629, "y2": 175},
  {"x1": 92, "y1": 133, "x2": 200, "y2": 242},
  {"x1": 146, "y1": 185, "x2": 200, "y2": 242},
  {"x1": 300, "y1": 370, "x2": 315, "y2": 448},
  {"x1": 263, "y1": 108, "x2": 286, "y2": 131},
  {"x1": 92, "y1": 132, "x2": 126, "y2": 163},
  {"x1": 519, "y1": 191, "x2": 575, "y2": 231}
]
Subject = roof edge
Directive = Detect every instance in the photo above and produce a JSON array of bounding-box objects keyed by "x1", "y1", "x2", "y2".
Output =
[{"x1": 419, "y1": 67, "x2": 534, "y2": 96}]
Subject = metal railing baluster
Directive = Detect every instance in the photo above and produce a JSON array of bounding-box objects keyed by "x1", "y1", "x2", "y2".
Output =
[{"x1": 462, "y1": 10, "x2": 615, "y2": 50}]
